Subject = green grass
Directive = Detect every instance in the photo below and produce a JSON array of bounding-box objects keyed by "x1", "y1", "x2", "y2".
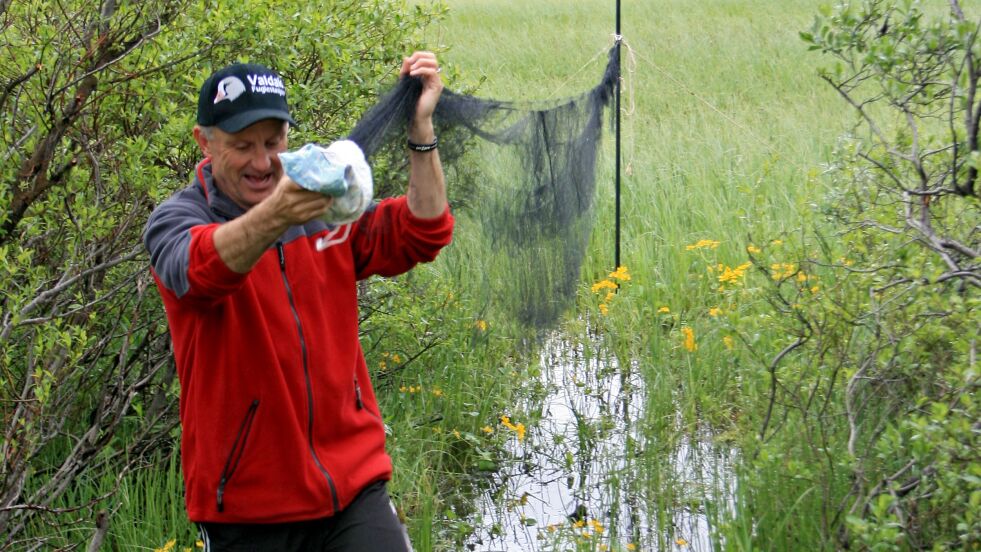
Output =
[{"x1": 424, "y1": 0, "x2": 857, "y2": 549}]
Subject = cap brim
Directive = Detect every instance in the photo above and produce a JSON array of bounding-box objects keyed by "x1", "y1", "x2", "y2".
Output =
[{"x1": 215, "y1": 109, "x2": 298, "y2": 133}]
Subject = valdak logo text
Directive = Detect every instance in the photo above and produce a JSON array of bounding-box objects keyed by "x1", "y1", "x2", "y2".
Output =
[{"x1": 247, "y1": 74, "x2": 286, "y2": 97}]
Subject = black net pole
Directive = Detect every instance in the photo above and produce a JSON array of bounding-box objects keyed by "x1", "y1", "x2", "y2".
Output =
[{"x1": 614, "y1": 0, "x2": 622, "y2": 269}]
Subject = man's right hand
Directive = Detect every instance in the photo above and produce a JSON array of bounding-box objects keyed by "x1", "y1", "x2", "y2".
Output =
[
  {"x1": 214, "y1": 176, "x2": 333, "y2": 273},
  {"x1": 264, "y1": 176, "x2": 334, "y2": 229}
]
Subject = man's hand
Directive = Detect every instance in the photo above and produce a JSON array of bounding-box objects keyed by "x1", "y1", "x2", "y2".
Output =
[
  {"x1": 399, "y1": 51, "x2": 447, "y2": 219},
  {"x1": 214, "y1": 176, "x2": 333, "y2": 273},
  {"x1": 400, "y1": 51, "x2": 443, "y2": 142},
  {"x1": 263, "y1": 175, "x2": 333, "y2": 228}
]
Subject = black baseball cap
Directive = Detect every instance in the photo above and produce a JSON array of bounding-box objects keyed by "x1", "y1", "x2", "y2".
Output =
[{"x1": 197, "y1": 62, "x2": 297, "y2": 133}]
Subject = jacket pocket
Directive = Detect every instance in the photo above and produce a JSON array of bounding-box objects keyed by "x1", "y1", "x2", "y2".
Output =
[
  {"x1": 216, "y1": 399, "x2": 259, "y2": 512},
  {"x1": 354, "y1": 377, "x2": 383, "y2": 423}
]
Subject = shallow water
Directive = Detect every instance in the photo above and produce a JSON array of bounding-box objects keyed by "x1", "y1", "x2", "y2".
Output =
[{"x1": 463, "y1": 333, "x2": 736, "y2": 551}]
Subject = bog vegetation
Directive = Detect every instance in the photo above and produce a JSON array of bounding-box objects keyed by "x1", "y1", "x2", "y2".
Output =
[{"x1": 1, "y1": 0, "x2": 978, "y2": 550}]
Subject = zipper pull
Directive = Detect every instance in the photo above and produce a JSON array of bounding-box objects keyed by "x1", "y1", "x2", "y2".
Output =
[
  {"x1": 277, "y1": 243, "x2": 286, "y2": 270},
  {"x1": 217, "y1": 476, "x2": 227, "y2": 512},
  {"x1": 354, "y1": 380, "x2": 363, "y2": 410}
]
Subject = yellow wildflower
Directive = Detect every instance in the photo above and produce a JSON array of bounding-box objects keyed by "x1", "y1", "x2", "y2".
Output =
[
  {"x1": 481, "y1": 425, "x2": 494, "y2": 434},
  {"x1": 709, "y1": 307, "x2": 722, "y2": 317},
  {"x1": 747, "y1": 244, "x2": 761, "y2": 254},
  {"x1": 590, "y1": 519, "x2": 605, "y2": 533},
  {"x1": 627, "y1": 544, "x2": 637, "y2": 551},
  {"x1": 399, "y1": 385, "x2": 408, "y2": 393},
  {"x1": 771, "y1": 239, "x2": 783, "y2": 246},
  {"x1": 591, "y1": 279, "x2": 618, "y2": 293},
  {"x1": 452, "y1": 429, "x2": 461, "y2": 439},
  {"x1": 599, "y1": 303, "x2": 609, "y2": 316},
  {"x1": 676, "y1": 537, "x2": 689, "y2": 546},
  {"x1": 155, "y1": 540, "x2": 176, "y2": 552},
  {"x1": 723, "y1": 335, "x2": 734, "y2": 349},
  {"x1": 500, "y1": 416, "x2": 526, "y2": 441},
  {"x1": 573, "y1": 519, "x2": 586, "y2": 528},
  {"x1": 682, "y1": 327, "x2": 697, "y2": 352},
  {"x1": 810, "y1": 286, "x2": 820, "y2": 294},
  {"x1": 770, "y1": 263, "x2": 797, "y2": 280},
  {"x1": 432, "y1": 388, "x2": 443, "y2": 397},
  {"x1": 196, "y1": 542, "x2": 204, "y2": 549},
  {"x1": 657, "y1": 306, "x2": 670, "y2": 314},
  {"x1": 379, "y1": 360, "x2": 387, "y2": 370},
  {"x1": 718, "y1": 262, "x2": 751, "y2": 285},
  {"x1": 475, "y1": 319, "x2": 488, "y2": 331},
  {"x1": 796, "y1": 272, "x2": 808, "y2": 283},
  {"x1": 391, "y1": 353, "x2": 401, "y2": 363},
  {"x1": 609, "y1": 265, "x2": 631, "y2": 281},
  {"x1": 605, "y1": 291, "x2": 616, "y2": 303},
  {"x1": 514, "y1": 423, "x2": 526, "y2": 441},
  {"x1": 686, "y1": 239, "x2": 721, "y2": 251}
]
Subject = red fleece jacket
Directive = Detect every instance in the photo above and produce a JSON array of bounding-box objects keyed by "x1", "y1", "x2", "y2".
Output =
[{"x1": 144, "y1": 160, "x2": 453, "y2": 523}]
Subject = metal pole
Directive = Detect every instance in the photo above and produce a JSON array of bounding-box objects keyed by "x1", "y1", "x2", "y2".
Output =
[{"x1": 614, "y1": 2, "x2": 622, "y2": 270}]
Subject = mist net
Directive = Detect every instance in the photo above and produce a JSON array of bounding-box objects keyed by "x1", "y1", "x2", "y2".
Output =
[{"x1": 349, "y1": 44, "x2": 620, "y2": 328}]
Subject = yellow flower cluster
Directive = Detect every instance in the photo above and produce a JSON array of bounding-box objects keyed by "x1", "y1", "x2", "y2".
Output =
[
  {"x1": 717, "y1": 262, "x2": 752, "y2": 285},
  {"x1": 591, "y1": 266, "x2": 630, "y2": 316},
  {"x1": 591, "y1": 279, "x2": 618, "y2": 293},
  {"x1": 153, "y1": 540, "x2": 203, "y2": 552},
  {"x1": 608, "y1": 266, "x2": 631, "y2": 281},
  {"x1": 686, "y1": 239, "x2": 721, "y2": 251},
  {"x1": 770, "y1": 263, "x2": 797, "y2": 280},
  {"x1": 474, "y1": 319, "x2": 488, "y2": 332},
  {"x1": 746, "y1": 244, "x2": 761, "y2": 254},
  {"x1": 682, "y1": 326, "x2": 697, "y2": 352},
  {"x1": 379, "y1": 351, "x2": 403, "y2": 371},
  {"x1": 500, "y1": 415, "x2": 526, "y2": 441},
  {"x1": 657, "y1": 306, "x2": 670, "y2": 314},
  {"x1": 399, "y1": 385, "x2": 422, "y2": 394}
]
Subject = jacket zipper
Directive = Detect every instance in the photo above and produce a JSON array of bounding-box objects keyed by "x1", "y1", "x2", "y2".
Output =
[
  {"x1": 216, "y1": 399, "x2": 259, "y2": 512},
  {"x1": 277, "y1": 243, "x2": 340, "y2": 513},
  {"x1": 354, "y1": 376, "x2": 384, "y2": 423}
]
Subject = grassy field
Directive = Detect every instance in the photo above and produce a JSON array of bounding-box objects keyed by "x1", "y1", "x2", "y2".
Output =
[{"x1": 419, "y1": 1, "x2": 856, "y2": 550}]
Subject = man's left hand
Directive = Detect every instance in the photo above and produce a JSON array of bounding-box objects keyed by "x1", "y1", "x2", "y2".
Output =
[{"x1": 400, "y1": 51, "x2": 443, "y2": 140}]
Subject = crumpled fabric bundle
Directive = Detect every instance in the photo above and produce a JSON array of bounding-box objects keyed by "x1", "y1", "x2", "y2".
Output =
[{"x1": 279, "y1": 140, "x2": 373, "y2": 225}]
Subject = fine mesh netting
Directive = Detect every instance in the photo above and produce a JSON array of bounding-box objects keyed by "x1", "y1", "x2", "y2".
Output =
[{"x1": 349, "y1": 44, "x2": 620, "y2": 327}]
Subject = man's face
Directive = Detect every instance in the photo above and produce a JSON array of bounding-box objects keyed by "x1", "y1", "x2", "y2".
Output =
[{"x1": 194, "y1": 119, "x2": 289, "y2": 209}]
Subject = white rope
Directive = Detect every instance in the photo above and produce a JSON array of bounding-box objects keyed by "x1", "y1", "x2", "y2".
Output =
[{"x1": 545, "y1": 43, "x2": 612, "y2": 101}]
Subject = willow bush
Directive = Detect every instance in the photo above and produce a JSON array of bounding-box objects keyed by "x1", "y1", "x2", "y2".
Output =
[
  {"x1": 729, "y1": 2, "x2": 979, "y2": 549},
  {"x1": 0, "y1": 0, "x2": 448, "y2": 547}
]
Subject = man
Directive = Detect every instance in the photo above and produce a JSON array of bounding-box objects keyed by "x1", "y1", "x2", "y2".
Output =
[{"x1": 143, "y1": 52, "x2": 452, "y2": 550}]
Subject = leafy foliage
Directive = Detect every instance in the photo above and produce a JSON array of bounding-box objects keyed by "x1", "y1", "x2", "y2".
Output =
[
  {"x1": 733, "y1": 1, "x2": 979, "y2": 549},
  {"x1": 0, "y1": 0, "x2": 446, "y2": 546}
]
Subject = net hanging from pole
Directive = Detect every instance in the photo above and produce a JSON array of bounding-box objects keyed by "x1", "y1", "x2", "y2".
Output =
[{"x1": 349, "y1": 44, "x2": 620, "y2": 328}]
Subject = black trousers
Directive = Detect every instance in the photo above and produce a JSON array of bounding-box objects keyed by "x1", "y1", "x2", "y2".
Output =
[{"x1": 198, "y1": 481, "x2": 412, "y2": 552}]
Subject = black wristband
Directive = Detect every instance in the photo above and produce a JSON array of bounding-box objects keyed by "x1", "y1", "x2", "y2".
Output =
[{"x1": 407, "y1": 137, "x2": 438, "y2": 152}]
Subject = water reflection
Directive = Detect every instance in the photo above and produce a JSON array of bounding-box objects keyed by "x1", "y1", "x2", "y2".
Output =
[{"x1": 462, "y1": 333, "x2": 736, "y2": 551}]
